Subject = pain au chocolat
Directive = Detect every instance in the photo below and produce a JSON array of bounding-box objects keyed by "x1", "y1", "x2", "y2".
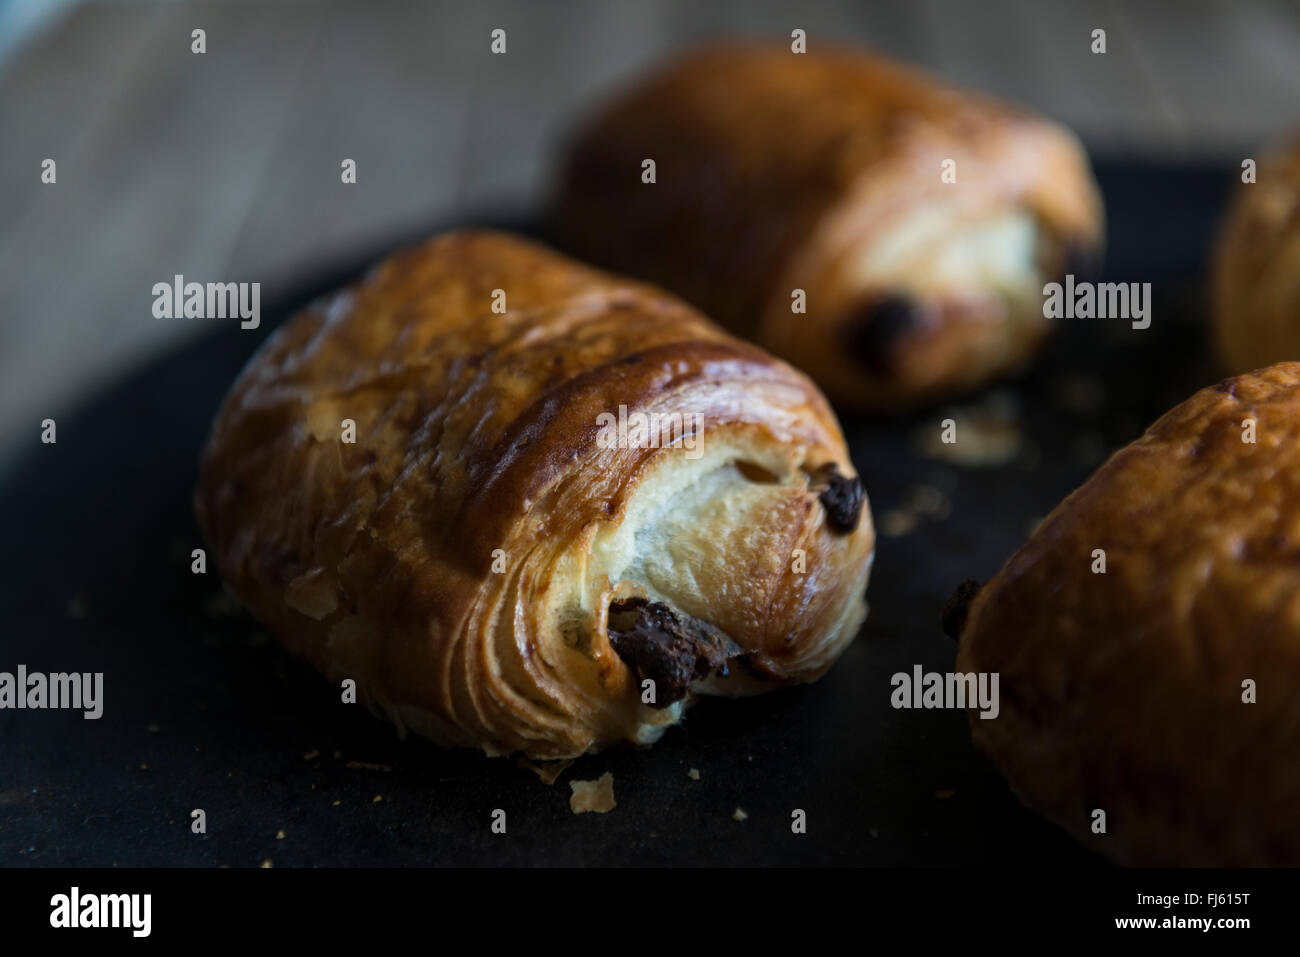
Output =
[
  {"x1": 554, "y1": 44, "x2": 1104, "y2": 410},
  {"x1": 1212, "y1": 134, "x2": 1300, "y2": 374},
  {"x1": 195, "y1": 230, "x2": 875, "y2": 760},
  {"x1": 950, "y1": 363, "x2": 1300, "y2": 865}
]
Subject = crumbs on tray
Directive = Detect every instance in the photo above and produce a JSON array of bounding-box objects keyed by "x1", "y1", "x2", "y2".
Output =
[
  {"x1": 568, "y1": 772, "x2": 616, "y2": 814},
  {"x1": 915, "y1": 390, "x2": 1024, "y2": 468}
]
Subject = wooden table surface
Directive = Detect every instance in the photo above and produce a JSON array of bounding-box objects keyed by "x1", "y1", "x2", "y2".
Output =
[{"x1": 3, "y1": 0, "x2": 1299, "y2": 471}]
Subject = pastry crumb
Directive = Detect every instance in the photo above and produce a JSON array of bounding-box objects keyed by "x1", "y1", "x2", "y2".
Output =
[
  {"x1": 905, "y1": 483, "x2": 950, "y2": 519},
  {"x1": 687, "y1": 767, "x2": 700, "y2": 781},
  {"x1": 372, "y1": 794, "x2": 383, "y2": 803},
  {"x1": 275, "y1": 829, "x2": 285, "y2": 840},
  {"x1": 517, "y1": 757, "x2": 574, "y2": 786},
  {"x1": 879, "y1": 508, "x2": 917, "y2": 537},
  {"x1": 732, "y1": 807, "x2": 748, "y2": 821},
  {"x1": 303, "y1": 749, "x2": 320, "y2": 761},
  {"x1": 916, "y1": 391, "x2": 1023, "y2": 467},
  {"x1": 881, "y1": 484, "x2": 952, "y2": 538},
  {"x1": 569, "y1": 772, "x2": 616, "y2": 813},
  {"x1": 260, "y1": 859, "x2": 273, "y2": 869}
]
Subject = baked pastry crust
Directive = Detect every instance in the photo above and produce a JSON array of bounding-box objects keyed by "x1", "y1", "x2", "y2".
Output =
[
  {"x1": 955, "y1": 362, "x2": 1300, "y2": 865},
  {"x1": 1212, "y1": 136, "x2": 1300, "y2": 374},
  {"x1": 554, "y1": 44, "x2": 1103, "y2": 409},
  {"x1": 195, "y1": 230, "x2": 874, "y2": 759}
]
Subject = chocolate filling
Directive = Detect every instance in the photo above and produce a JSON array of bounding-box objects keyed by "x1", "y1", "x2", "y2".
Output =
[
  {"x1": 941, "y1": 578, "x2": 983, "y2": 641},
  {"x1": 842, "y1": 294, "x2": 922, "y2": 376},
  {"x1": 810, "y1": 463, "x2": 865, "y2": 533},
  {"x1": 607, "y1": 597, "x2": 744, "y2": 708}
]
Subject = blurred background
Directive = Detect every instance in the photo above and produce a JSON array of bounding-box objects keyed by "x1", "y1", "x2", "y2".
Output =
[{"x1": 2, "y1": 0, "x2": 1299, "y2": 478}]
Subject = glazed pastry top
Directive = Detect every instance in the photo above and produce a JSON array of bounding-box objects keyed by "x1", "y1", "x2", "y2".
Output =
[
  {"x1": 555, "y1": 44, "x2": 1103, "y2": 407},
  {"x1": 957, "y1": 362, "x2": 1300, "y2": 864},
  {"x1": 558, "y1": 44, "x2": 1099, "y2": 325},
  {"x1": 196, "y1": 230, "x2": 874, "y2": 757}
]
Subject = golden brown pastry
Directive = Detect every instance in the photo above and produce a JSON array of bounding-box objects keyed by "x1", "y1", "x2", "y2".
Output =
[
  {"x1": 950, "y1": 362, "x2": 1300, "y2": 865},
  {"x1": 1212, "y1": 135, "x2": 1300, "y2": 373},
  {"x1": 553, "y1": 44, "x2": 1104, "y2": 410},
  {"x1": 195, "y1": 230, "x2": 875, "y2": 760}
]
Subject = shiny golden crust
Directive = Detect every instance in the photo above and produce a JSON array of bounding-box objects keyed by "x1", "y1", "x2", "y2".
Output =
[
  {"x1": 1212, "y1": 136, "x2": 1300, "y2": 374},
  {"x1": 554, "y1": 44, "x2": 1103, "y2": 409},
  {"x1": 195, "y1": 230, "x2": 874, "y2": 760},
  {"x1": 956, "y1": 362, "x2": 1300, "y2": 865}
]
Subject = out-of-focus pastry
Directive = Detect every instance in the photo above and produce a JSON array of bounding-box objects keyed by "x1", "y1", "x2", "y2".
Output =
[
  {"x1": 554, "y1": 44, "x2": 1104, "y2": 409},
  {"x1": 195, "y1": 230, "x2": 875, "y2": 760},
  {"x1": 950, "y1": 363, "x2": 1300, "y2": 865},
  {"x1": 1212, "y1": 135, "x2": 1300, "y2": 373}
]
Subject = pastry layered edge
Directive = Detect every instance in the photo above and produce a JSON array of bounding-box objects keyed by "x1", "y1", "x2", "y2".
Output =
[{"x1": 194, "y1": 230, "x2": 875, "y2": 759}]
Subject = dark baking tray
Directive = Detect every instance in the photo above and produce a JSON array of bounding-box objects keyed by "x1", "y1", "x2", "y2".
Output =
[{"x1": 0, "y1": 162, "x2": 1229, "y2": 866}]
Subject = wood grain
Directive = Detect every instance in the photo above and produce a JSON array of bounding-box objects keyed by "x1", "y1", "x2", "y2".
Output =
[{"x1": 2, "y1": 0, "x2": 1298, "y2": 471}]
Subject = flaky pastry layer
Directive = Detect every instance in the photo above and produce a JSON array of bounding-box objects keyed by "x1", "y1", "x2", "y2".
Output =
[{"x1": 195, "y1": 231, "x2": 875, "y2": 759}]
